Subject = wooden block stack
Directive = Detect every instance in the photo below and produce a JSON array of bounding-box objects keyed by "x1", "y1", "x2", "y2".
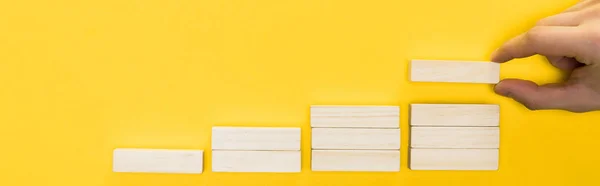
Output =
[
  {"x1": 211, "y1": 127, "x2": 301, "y2": 172},
  {"x1": 409, "y1": 104, "x2": 500, "y2": 170},
  {"x1": 310, "y1": 105, "x2": 401, "y2": 172}
]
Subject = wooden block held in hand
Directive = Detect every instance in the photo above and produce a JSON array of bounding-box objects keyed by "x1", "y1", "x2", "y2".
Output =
[
  {"x1": 113, "y1": 148, "x2": 203, "y2": 174},
  {"x1": 410, "y1": 60, "x2": 500, "y2": 84},
  {"x1": 411, "y1": 127, "x2": 499, "y2": 148},
  {"x1": 311, "y1": 105, "x2": 400, "y2": 128},
  {"x1": 212, "y1": 150, "x2": 301, "y2": 173},
  {"x1": 312, "y1": 128, "x2": 400, "y2": 150},
  {"x1": 212, "y1": 127, "x2": 300, "y2": 151},
  {"x1": 411, "y1": 104, "x2": 499, "y2": 127},
  {"x1": 312, "y1": 150, "x2": 400, "y2": 172},
  {"x1": 410, "y1": 148, "x2": 498, "y2": 170}
]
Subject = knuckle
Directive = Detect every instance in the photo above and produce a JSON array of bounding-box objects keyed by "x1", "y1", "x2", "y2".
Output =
[
  {"x1": 586, "y1": 8, "x2": 600, "y2": 18},
  {"x1": 580, "y1": 29, "x2": 600, "y2": 63},
  {"x1": 574, "y1": 6, "x2": 600, "y2": 22},
  {"x1": 524, "y1": 27, "x2": 545, "y2": 44},
  {"x1": 583, "y1": 0, "x2": 600, "y2": 6},
  {"x1": 584, "y1": 28, "x2": 600, "y2": 40},
  {"x1": 564, "y1": 85, "x2": 600, "y2": 113},
  {"x1": 584, "y1": 28, "x2": 600, "y2": 47}
]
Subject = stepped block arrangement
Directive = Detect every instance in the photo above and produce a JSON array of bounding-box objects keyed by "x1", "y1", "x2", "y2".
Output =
[{"x1": 110, "y1": 59, "x2": 507, "y2": 174}]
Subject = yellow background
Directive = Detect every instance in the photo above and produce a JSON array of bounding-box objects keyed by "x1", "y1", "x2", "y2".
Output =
[{"x1": 1, "y1": 0, "x2": 598, "y2": 185}]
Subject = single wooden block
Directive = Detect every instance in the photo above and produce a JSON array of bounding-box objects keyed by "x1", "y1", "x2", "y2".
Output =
[
  {"x1": 411, "y1": 104, "x2": 499, "y2": 127},
  {"x1": 410, "y1": 148, "x2": 498, "y2": 170},
  {"x1": 310, "y1": 105, "x2": 400, "y2": 128},
  {"x1": 411, "y1": 127, "x2": 499, "y2": 148},
  {"x1": 113, "y1": 148, "x2": 203, "y2": 174},
  {"x1": 212, "y1": 127, "x2": 301, "y2": 151},
  {"x1": 212, "y1": 150, "x2": 301, "y2": 172},
  {"x1": 312, "y1": 128, "x2": 400, "y2": 150},
  {"x1": 311, "y1": 150, "x2": 400, "y2": 172},
  {"x1": 410, "y1": 60, "x2": 500, "y2": 84}
]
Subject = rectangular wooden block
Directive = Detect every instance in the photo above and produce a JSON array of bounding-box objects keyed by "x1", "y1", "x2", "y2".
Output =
[
  {"x1": 410, "y1": 148, "x2": 498, "y2": 170},
  {"x1": 410, "y1": 60, "x2": 500, "y2": 84},
  {"x1": 212, "y1": 150, "x2": 301, "y2": 172},
  {"x1": 310, "y1": 105, "x2": 400, "y2": 128},
  {"x1": 212, "y1": 127, "x2": 300, "y2": 151},
  {"x1": 411, "y1": 127, "x2": 499, "y2": 148},
  {"x1": 411, "y1": 104, "x2": 499, "y2": 127},
  {"x1": 113, "y1": 148, "x2": 203, "y2": 174},
  {"x1": 312, "y1": 128, "x2": 400, "y2": 150},
  {"x1": 311, "y1": 150, "x2": 400, "y2": 172}
]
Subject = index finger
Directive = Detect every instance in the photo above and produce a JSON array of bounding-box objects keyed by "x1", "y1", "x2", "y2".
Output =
[{"x1": 491, "y1": 26, "x2": 585, "y2": 63}]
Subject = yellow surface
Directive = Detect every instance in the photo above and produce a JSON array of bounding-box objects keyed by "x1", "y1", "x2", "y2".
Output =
[{"x1": 1, "y1": 0, "x2": 599, "y2": 185}]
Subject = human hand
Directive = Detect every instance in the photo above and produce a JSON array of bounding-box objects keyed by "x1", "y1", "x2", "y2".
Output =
[{"x1": 492, "y1": 0, "x2": 600, "y2": 113}]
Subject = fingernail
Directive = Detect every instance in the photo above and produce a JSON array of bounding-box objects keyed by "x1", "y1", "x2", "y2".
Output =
[
  {"x1": 491, "y1": 49, "x2": 498, "y2": 57},
  {"x1": 496, "y1": 89, "x2": 512, "y2": 97},
  {"x1": 494, "y1": 81, "x2": 511, "y2": 97},
  {"x1": 490, "y1": 49, "x2": 501, "y2": 62}
]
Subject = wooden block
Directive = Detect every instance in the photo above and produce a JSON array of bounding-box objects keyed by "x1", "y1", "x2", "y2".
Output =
[
  {"x1": 310, "y1": 105, "x2": 400, "y2": 128},
  {"x1": 410, "y1": 148, "x2": 498, "y2": 170},
  {"x1": 212, "y1": 150, "x2": 301, "y2": 172},
  {"x1": 212, "y1": 127, "x2": 300, "y2": 151},
  {"x1": 311, "y1": 150, "x2": 400, "y2": 172},
  {"x1": 312, "y1": 128, "x2": 400, "y2": 150},
  {"x1": 411, "y1": 127, "x2": 499, "y2": 148},
  {"x1": 410, "y1": 60, "x2": 500, "y2": 84},
  {"x1": 113, "y1": 148, "x2": 203, "y2": 174},
  {"x1": 411, "y1": 104, "x2": 499, "y2": 127}
]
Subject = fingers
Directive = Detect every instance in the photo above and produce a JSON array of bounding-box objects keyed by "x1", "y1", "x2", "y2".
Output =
[
  {"x1": 491, "y1": 26, "x2": 585, "y2": 63},
  {"x1": 546, "y1": 56, "x2": 584, "y2": 71},
  {"x1": 564, "y1": 0, "x2": 599, "y2": 12},
  {"x1": 494, "y1": 79, "x2": 595, "y2": 112},
  {"x1": 536, "y1": 11, "x2": 584, "y2": 26}
]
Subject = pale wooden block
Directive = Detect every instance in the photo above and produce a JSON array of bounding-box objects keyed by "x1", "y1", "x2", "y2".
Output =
[
  {"x1": 410, "y1": 60, "x2": 500, "y2": 84},
  {"x1": 113, "y1": 148, "x2": 203, "y2": 174},
  {"x1": 311, "y1": 150, "x2": 400, "y2": 172},
  {"x1": 310, "y1": 105, "x2": 400, "y2": 128},
  {"x1": 410, "y1": 148, "x2": 498, "y2": 170},
  {"x1": 411, "y1": 104, "x2": 499, "y2": 127},
  {"x1": 212, "y1": 127, "x2": 300, "y2": 151},
  {"x1": 411, "y1": 127, "x2": 499, "y2": 148},
  {"x1": 212, "y1": 150, "x2": 301, "y2": 173},
  {"x1": 312, "y1": 128, "x2": 400, "y2": 150}
]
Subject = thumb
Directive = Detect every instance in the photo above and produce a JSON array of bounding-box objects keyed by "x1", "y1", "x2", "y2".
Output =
[{"x1": 494, "y1": 79, "x2": 575, "y2": 111}]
